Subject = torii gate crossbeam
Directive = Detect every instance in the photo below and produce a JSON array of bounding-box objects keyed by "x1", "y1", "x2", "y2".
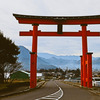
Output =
[
  {"x1": 20, "y1": 31, "x2": 100, "y2": 36},
  {"x1": 13, "y1": 14, "x2": 100, "y2": 88}
]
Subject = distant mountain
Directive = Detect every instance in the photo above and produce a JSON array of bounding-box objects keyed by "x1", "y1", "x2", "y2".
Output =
[
  {"x1": 92, "y1": 57, "x2": 100, "y2": 70},
  {"x1": 38, "y1": 53, "x2": 80, "y2": 60},
  {"x1": 93, "y1": 57, "x2": 100, "y2": 64},
  {"x1": 18, "y1": 46, "x2": 100, "y2": 71},
  {"x1": 38, "y1": 53, "x2": 57, "y2": 59},
  {"x1": 38, "y1": 53, "x2": 80, "y2": 69},
  {"x1": 37, "y1": 56, "x2": 57, "y2": 70},
  {"x1": 18, "y1": 46, "x2": 57, "y2": 70},
  {"x1": 18, "y1": 46, "x2": 30, "y2": 70}
]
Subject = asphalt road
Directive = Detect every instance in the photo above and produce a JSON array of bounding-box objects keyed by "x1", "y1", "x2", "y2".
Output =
[
  {"x1": 56, "y1": 80, "x2": 100, "y2": 100},
  {"x1": 1, "y1": 80, "x2": 100, "y2": 100}
]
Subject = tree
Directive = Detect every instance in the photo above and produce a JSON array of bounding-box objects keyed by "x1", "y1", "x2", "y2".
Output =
[
  {"x1": 0, "y1": 31, "x2": 21, "y2": 83},
  {"x1": 75, "y1": 68, "x2": 80, "y2": 77}
]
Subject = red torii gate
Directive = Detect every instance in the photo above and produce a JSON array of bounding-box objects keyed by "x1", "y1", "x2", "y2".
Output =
[{"x1": 13, "y1": 14, "x2": 100, "y2": 88}]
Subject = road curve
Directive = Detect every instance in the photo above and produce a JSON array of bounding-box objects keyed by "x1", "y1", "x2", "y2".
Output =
[
  {"x1": 35, "y1": 82, "x2": 63, "y2": 100},
  {"x1": 1, "y1": 80, "x2": 100, "y2": 100}
]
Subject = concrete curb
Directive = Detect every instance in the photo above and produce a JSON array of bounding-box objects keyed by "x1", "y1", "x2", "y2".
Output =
[
  {"x1": 89, "y1": 89, "x2": 100, "y2": 96},
  {"x1": 0, "y1": 81, "x2": 45, "y2": 98}
]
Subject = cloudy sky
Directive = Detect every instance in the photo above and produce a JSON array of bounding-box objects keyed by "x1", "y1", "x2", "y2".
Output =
[{"x1": 0, "y1": 0, "x2": 100, "y2": 57}]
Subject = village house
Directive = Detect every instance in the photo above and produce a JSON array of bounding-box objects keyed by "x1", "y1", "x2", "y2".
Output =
[{"x1": 10, "y1": 70, "x2": 44, "y2": 80}]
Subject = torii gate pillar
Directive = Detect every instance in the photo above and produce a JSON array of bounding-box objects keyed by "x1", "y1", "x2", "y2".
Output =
[
  {"x1": 30, "y1": 24, "x2": 38, "y2": 88},
  {"x1": 81, "y1": 24, "x2": 88, "y2": 87},
  {"x1": 80, "y1": 55, "x2": 83, "y2": 86},
  {"x1": 87, "y1": 52, "x2": 93, "y2": 88}
]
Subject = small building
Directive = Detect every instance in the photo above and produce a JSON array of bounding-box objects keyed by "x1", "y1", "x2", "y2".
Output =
[
  {"x1": 65, "y1": 72, "x2": 75, "y2": 79},
  {"x1": 10, "y1": 70, "x2": 30, "y2": 80},
  {"x1": 10, "y1": 70, "x2": 44, "y2": 80},
  {"x1": 37, "y1": 73, "x2": 45, "y2": 80}
]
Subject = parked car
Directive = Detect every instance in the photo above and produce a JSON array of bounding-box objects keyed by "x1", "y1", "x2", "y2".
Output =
[{"x1": 92, "y1": 77, "x2": 100, "y2": 87}]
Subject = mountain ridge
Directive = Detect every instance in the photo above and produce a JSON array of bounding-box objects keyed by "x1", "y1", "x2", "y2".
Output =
[{"x1": 18, "y1": 46, "x2": 100, "y2": 71}]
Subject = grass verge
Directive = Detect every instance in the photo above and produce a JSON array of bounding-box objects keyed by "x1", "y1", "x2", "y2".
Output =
[{"x1": 0, "y1": 81, "x2": 29, "y2": 94}]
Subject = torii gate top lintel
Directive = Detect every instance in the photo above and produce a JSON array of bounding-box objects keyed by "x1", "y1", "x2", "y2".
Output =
[
  {"x1": 13, "y1": 13, "x2": 100, "y2": 25},
  {"x1": 13, "y1": 13, "x2": 100, "y2": 37}
]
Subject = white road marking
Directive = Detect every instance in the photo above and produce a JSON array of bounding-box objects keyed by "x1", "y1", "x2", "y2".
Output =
[{"x1": 35, "y1": 81, "x2": 63, "y2": 100}]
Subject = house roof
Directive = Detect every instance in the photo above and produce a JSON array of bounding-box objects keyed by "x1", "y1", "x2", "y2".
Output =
[{"x1": 20, "y1": 70, "x2": 30, "y2": 75}]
